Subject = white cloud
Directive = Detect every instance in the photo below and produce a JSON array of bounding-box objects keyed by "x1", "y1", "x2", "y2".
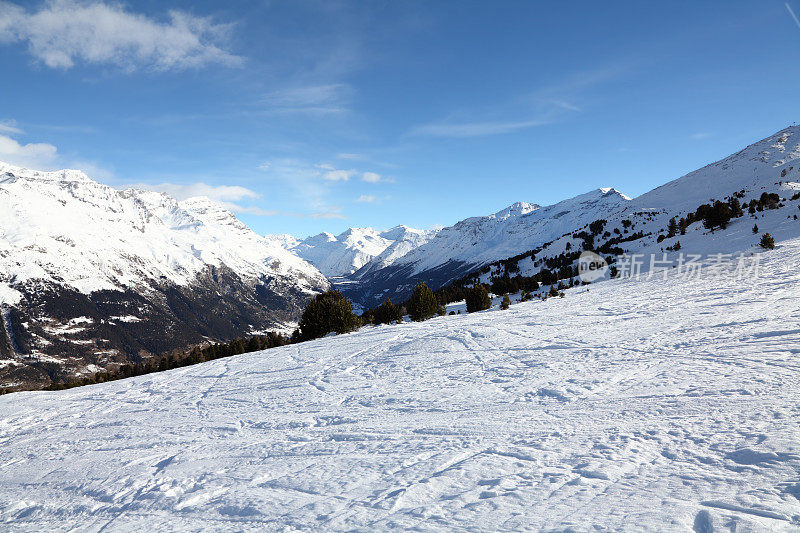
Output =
[
  {"x1": 130, "y1": 173, "x2": 348, "y2": 219},
  {"x1": 217, "y1": 201, "x2": 280, "y2": 217},
  {"x1": 0, "y1": 133, "x2": 58, "y2": 168},
  {"x1": 0, "y1": 126, "x2": 112, "y2": 176},
  {"x1": 0, "y1": 0, "x2": 242, "y2": 71},
  {"x1": 361, "y1": 171, "x2": 381, "y2": 183},
  {"x1": 322, "y1": 169, "x2": 351, "y2": 181},
  {"x1": 690, "y1": 132, "x2": 711, "y2": 140},
  {"x1": 257, "y1": 162, "x2": 271, "y2": 171},
  {"x1": 356, "y1": 194, "x2": 376, "y2": 203},
  {"x1": 131, "y1": 181, "x2": 260, "y2": 202}
]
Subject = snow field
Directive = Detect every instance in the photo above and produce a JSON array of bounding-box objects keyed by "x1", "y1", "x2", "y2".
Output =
[{"x1": 2, "y1": 238, "x2": 800, "y2": 531}]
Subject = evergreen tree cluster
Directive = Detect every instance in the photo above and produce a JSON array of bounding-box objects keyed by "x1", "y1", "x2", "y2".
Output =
[
  {"x1": 371, "y1": 299, "x2": 403, "y2": 325},
  {"x1": 465, "y1": 285, "x2": 491, "y2": 313},
  {"x1": 297, "y1": 290, "x2": 361, "y2": 341}
]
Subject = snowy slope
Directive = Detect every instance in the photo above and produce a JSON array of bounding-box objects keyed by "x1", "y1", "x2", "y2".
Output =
[
  {"x1": 286, "y1": 225, "x2": 437, "y2": 277},
  {"x1": 634, "y1": 126, "x2": 800, "y2": 212},
  {"x1": 2, "y1": 235, "x2": 800, "y2": 530}
]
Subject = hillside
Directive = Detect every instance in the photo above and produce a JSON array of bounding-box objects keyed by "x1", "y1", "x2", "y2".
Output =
[
  {"x1": 0, "y1": 163, "x2": 328, "y2": 389},
  {"x1": 1, "y1": 234, "x2": 799, "y2": 530}
]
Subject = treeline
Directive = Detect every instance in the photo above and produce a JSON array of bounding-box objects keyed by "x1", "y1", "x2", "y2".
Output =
[{"x1": 42, "y1": 332, "x2": 290, "y2": 392}]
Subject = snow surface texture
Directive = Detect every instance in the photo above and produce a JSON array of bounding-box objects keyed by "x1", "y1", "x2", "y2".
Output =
[
  {"x1": 0, "y1": 162, "x2": 328, "y2": 304},
  {"x1": 2, "y1": 238, "x2": 800, "y2": 530}
]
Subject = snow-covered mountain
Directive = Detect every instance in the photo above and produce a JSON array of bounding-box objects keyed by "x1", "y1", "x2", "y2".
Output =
[
  {"x1": 0, "y1": 162, "x2": 328, "y2": 388},
  {"x1": 343, "y1": 189, "x2": 631, "y2": 307},
  {"x1": 282, "y1": 225, "x2": 437, "y2": 278},
  {"x1": 350, "y1": 225, "x2": 439, "y2": 279},
  {"x1": 342, "y1": 126, "x2": 800, "y2": 307},
  {"x1": 490, "y1": 124, "x2": 800, "y2": 280}
]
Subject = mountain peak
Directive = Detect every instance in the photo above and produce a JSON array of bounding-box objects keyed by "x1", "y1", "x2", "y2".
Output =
[
  {"x1": 0, "y1": 161, "x2": 93, "y2": 184},
  {"x1": 493, "y1": 201, "x2": 540, "y2": 220},
  {"x1": 597, "y1": 187, "x2": 631, "y2": 200}
]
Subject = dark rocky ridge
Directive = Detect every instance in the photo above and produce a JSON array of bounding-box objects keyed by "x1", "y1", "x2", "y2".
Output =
[{"x1": 0, "y1": 265, "x2": 311, "y2": 390}]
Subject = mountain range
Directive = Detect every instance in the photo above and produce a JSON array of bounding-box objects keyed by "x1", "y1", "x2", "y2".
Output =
[
  {"x1": 1, "y1": 125, "x2": 799, "y2": 389},
  {"x1": 278, "y1": 125, "x2": 799, "y2": 307}
]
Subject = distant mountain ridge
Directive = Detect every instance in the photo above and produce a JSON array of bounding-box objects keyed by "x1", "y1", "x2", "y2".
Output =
[
  {"x1": 276, "y1": 225, "x2": 438, "y2": 278},
  {"x1": 340, "y1": 188, "x2": 630, "y2": 306}
]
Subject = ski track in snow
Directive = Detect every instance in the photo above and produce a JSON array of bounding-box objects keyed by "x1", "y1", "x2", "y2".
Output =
[{"x1": 2, "y1": 242, "x2": 800, "y2": 531}]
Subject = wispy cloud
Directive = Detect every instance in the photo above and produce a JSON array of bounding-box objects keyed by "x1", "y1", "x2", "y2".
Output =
[
  {"x1": 410, "y1": 64, "x2": 629, "y2": 138},
  {"x1": 126, "y1": 180, "x2": 346, "y2": 219},
  {"x1": 361, "y1": 171, "x2": 381, "y2": 183},
  {"x1": 336, "y1": 152, "x2": 364, "y2": 160},
  {"x1": 411, "y1": 118, "x2": 551, "y2": 138},
  {"x1": 322, "y1": 169, "x2": 352, "y2": 181},
  {"x1": 356, "y1": 194, "x2": 376, "y2": 203},
  {"x1": 306, "y1": 210, "x2": 346, "y2": 219},
  {"x1": 250, "y1": 158, "x2": 353, "y2": 219},
  {"x1": 690, "y1": 132, "x2": 711, "y2": 140},
  {"x1": 787, "y1": 3, "x2": 800, "y2": 29},
  {"x1": 0, "y1": 119, "x2": 23, "y2": 135},
  {"x1": 262, "y1": 84, "x2": 351, "y2": 114},
  {"x1": 0, "y1": 0, "x2": 242, "y2": 71}
]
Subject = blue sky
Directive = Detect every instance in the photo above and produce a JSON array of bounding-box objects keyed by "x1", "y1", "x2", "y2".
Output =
[{"x1": 1, "y1": 1, "x2": 799, "y2": 238}]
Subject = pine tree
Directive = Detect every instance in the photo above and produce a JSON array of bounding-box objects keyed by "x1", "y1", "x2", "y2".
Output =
[
  {"x1": 752, "y1": 224, "x2": 758, "y2": 234},
  {"x1": 408, "y1": 282, "x2": 439, "y2": 321},
  {"x1": 500, "y1": 294, "x2": 511, "y2": 310},
  {"x1": 729, "y1": 197, "x2": 743, "y2": 217},
  {"x1": 760, "y1": 233, "x2": 775, "y2": 250},
  {"x1": 667, "y1": 217, "x2": 678, "y2": 237}
]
